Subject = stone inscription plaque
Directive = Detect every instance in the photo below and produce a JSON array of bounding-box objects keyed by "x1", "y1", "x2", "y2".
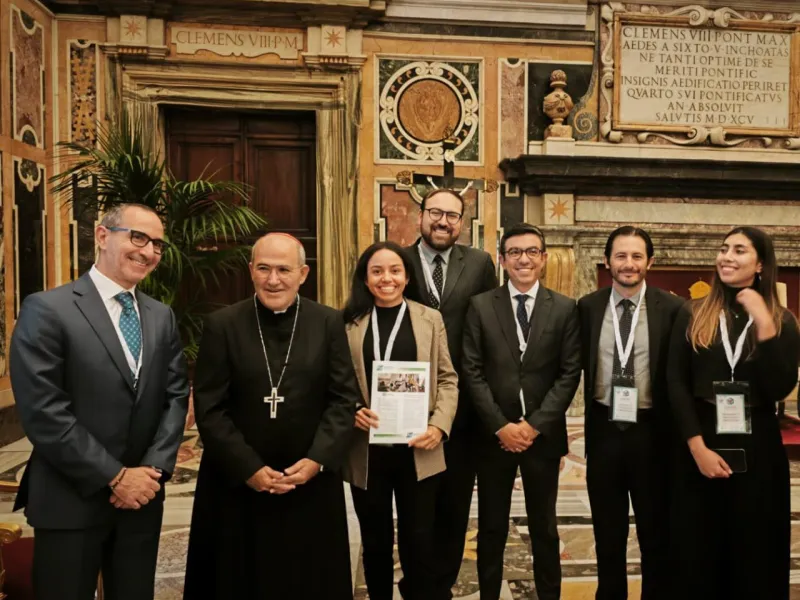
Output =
[
  {"x1": 614, "y1": 21, "x2": 796, "y2": 134},
  {"x1": 171, "y1": 27, "x2": 303, "y2": 59}
]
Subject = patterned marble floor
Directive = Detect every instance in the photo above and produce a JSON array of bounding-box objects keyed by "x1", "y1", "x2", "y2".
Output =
[{"x1": 2, "y1": 417, "x2": 800, "y2": 599}]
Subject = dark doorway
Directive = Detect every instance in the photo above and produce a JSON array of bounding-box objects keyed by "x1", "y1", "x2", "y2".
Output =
[{"x1": 165, "y1": 107, "x2": 318, "y2": 304}]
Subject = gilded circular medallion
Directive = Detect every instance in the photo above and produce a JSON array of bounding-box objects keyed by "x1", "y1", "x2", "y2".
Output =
[{"x1": 397, "y1": 79, "x2": 461, "y2": 144}]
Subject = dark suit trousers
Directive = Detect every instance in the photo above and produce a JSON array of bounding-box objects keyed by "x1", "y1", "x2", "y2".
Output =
[
  {"x1": 351, "y1": 445, "x2": 440, "y2": 600},
  {"x1": 477, "y1": 439, "x2": 561, "y2": 600},
  {"x1": 432, "y1": 425, "x2": 477, "y2": 598},
  {"x1": 586, "y1": 406, "x2": 669, "y2": 600},
  {"x1": 33, "y1": 501, "x2": 164, "y2": 600}
]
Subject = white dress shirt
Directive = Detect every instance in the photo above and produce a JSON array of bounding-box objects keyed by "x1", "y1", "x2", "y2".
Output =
[
  {"x1": 507, "y1": 279, "x2": 540, "y2": 421},
  {"x1": 508, "y1": 279, "x2": 539, "y2": 336},
  {"x1": 88, "y1": 265, "x2": 142, "y2": 377}
]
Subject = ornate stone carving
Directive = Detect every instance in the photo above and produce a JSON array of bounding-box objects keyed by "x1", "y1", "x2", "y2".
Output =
[
  {"x1": 70, "y1": 41, "x2": 98, "y2": 146},
  {"x1": 105, "y1": 16, "x2": 168, "y2": 60},
  {"x1": 303, "y1": 25, "x2": 365, "y2": 70},
  {"x1": 378, "y1": 58, "x2": 481, "y2": 163},
  {"x1": 543, "y1": 70, "x2": 575, "y2": 140},
  {"x1": 637, "y1": 126, "x2": 772, "y2": 147},
  {"x1": 600, "y1": 3, "x2": 800, "y2": 149}
]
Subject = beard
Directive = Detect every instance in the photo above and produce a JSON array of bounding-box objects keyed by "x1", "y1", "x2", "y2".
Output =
[
  {"x1": 422, "y1": 224, "x2": 457, "y2": 251},
  {"x1": 611, "y1": 268, "x2": 645, "y2": 288}
]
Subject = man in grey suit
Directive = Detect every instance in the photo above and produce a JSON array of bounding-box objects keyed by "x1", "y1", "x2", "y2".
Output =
[
  {"x1": 462, "y1": 223, "x2": 581, "y2": 600},
  {"x1": 406, "y1": 188, "x2": 498, "y2": 598},
  {"x1": 10, "y1": 203, "x2": 189, "y2": 600}
]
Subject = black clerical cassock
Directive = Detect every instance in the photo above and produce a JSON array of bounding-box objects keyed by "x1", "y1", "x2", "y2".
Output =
[{"x1": 183, "y1": 296, "x2": 359, "y2": 599}]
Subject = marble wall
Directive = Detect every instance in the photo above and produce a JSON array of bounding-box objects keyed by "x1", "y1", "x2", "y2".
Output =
[
  {"x1": 358, "y1": 31, "x2": 594, "y2": 256},
  {"x1": 10, "y1": 6, "x2": 45, "y2": 148},
  {"x1": 0, "y1": 0, "x2": 54, "y2": 423}
]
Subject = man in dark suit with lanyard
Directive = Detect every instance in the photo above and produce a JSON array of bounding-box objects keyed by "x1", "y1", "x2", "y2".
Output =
[
  {"x1": 577, "y1": 226, "x2": 683, "y2": 600},
  {"x1": 406, "y1": 188, "x2": 497, "y2": 598}
]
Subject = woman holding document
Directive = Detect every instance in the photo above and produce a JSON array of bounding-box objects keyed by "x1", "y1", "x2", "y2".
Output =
[
  {"x1": 667, "y1": 226, "x2": 799, "y2": 599},
  {"x1": 342, "y1": 241, "x2": 458, "y2": 600}
]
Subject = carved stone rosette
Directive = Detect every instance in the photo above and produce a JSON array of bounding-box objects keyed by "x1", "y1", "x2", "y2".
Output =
[{"x1": 600, "y1": 3, "x2": 800, "y2": 149}]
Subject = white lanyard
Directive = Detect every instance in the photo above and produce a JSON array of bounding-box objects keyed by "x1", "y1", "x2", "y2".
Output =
[
  {"x1": 418, "y1": 245, "x2": 442, "y2": 305},
  {"x1": 719, "y1": 310, "x2": 754, "y2": 381},
  {"x1": 372, "y1": 301, "x2": 408, "y2": 361},
  {"x1": 610, "y1": 282, "x2": 646, "y2": 376}
]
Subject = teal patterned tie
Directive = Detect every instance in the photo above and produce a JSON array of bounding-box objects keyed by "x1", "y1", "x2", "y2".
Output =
[{"x1": 115, "y1": 292, "x2": 141, "y2": 371}]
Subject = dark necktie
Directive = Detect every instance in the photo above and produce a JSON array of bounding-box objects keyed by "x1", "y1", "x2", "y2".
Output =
[
  {"x1": 515, "y1": 294, "x2": 531, "y2": 342},
  {"x1": 612, "y1": 299, "x2": 635, "y2": 379},
  {"x1": 612, "y1": 299, "x2": 635, "y2": 430},
  {"x1": 115, "y1": 291, "x2": 142, "y2": 377},
  {"x1": 429, "y1": 254, "x2": 444, "y2": 309}
]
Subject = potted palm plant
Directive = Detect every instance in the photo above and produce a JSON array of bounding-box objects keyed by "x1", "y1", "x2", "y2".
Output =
[{"x1": 51, "y1": 103, "x2": 266, "y2": 360}]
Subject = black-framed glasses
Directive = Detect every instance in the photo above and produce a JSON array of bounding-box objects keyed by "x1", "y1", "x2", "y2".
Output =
[
  {"x1": 505, "y1": 247, "x2": 543, "y2": 260},
  {"x1": 424, "y1": 208, "x2": 462, "y2": 225},
  {"x1": 106, "y1": 227, "x2": 168, "y2": 255}
]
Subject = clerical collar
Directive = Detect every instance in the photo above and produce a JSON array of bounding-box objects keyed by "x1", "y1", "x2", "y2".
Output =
[
  {"x1": 611, "y1": 286, "x2": 643, "y2": 308},
  {"x1": 255, "y1": 295, "x2": 299, "y2": 316},
  {"x1": 419, "y1": 239, "x2": 453, "y2": 267}
]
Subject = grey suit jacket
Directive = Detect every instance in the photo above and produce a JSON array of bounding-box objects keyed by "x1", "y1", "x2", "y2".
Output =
[
  {"x1": 9, "y1": 272, "x2": 189, "y2": 529},
  {"x1": 462, "y1": 283, "x2": 581, "y2": 457}
]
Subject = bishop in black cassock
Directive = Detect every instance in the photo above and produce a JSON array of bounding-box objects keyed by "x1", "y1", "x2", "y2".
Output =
[{"x1": 183, "y1": 234, "x2": 359, "y2": 599}]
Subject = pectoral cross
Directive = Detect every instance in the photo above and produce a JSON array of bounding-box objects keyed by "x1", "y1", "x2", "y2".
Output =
[
  {"x1": 396, "y1": 128, "x2": 498, "y2": 195},
  {"x1": 264, "y1": 388, "x2": 284, "y2": 419}
]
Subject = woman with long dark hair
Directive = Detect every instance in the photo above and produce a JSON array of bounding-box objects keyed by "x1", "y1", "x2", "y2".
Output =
[
  {"x1": 667, "y1": 226, "x2": 799, "y2": 599},
  {"x1": 342, "y1": 241, "x2": 458, "y2": 600}
]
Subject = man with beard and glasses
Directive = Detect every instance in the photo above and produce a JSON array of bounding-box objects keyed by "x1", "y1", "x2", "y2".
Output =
[
  {"x1": 577, "y1": 226, "x2": 683, "y2": 600},
  {"x1": 405, "y1": 188, "x2": 497, "y2": 598}
]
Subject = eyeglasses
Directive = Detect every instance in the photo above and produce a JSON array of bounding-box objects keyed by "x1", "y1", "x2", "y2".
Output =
[
  {"x1": 424, "y1": 208, "x2": 463, "y2": 225},
  {"x1": 504, "y1": 247, "x2": 543, "y2": 260},
  {"x1": 253, "y1": 264, "x2": 301, "y2": 280},
  {"x1": 106, "y1": 227, "x2": 168, "y2": 255}
]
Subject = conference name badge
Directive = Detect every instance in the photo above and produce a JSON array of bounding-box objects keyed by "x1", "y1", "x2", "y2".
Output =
[
  {"x1": 713, "y1": 380, "x2": 751, "y2": 435},
  {"x1": 611, "y1": 375, "x2": 638, "y2": 423}
]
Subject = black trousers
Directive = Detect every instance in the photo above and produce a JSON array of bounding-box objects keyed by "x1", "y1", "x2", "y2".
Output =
[
  {"x1": 476, "y1": 439, "x2": 561, "y2": 600},
  {"x1": 351, "y1": 445, "x2": 440, "y2": 600},
  {"x1": 33, "y1": 501, "x2": 164, "y2": 600},
  {"x1": 670, "y1": 403, "x2": 789, "y2": 600},
  {"x1": 585, "y1": 406, "x2": 670, "y2": 600},
  {"x1": 431, "y1": 428, "x2": 476, "y2": 598}
]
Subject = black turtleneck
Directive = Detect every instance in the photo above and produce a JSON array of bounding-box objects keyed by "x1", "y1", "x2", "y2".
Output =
[
  {"x1": 255, "y1": 296, "x2": 299, "y2": 380},
  {"x1": 362, "y1": 303, "x2": 417, "y2": 398},
  {"x1": 721, "y1": 283, "x2": 753, "y2": 341}
]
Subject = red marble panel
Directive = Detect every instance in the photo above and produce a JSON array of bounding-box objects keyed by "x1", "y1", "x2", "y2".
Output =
[{"x1": 11, "y1": 6, "x2": 44, "y2": 147}]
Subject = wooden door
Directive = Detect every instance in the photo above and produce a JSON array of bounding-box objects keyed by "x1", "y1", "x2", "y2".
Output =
[{"x1": 166, "y1": 108, "x2": 318, "y2": 305}]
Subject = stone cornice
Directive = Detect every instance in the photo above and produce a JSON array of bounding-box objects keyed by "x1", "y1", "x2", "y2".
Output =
[
  {"x1": 385, "y1": 0, "x2": 589, "y2": 28},
  {"x1": 500, "y1": 154, "x2": 800, "y2": 200}
]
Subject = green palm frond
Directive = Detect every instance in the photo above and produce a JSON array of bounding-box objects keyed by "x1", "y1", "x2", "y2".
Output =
[{"x1": 50, "y1": 102, "x2": 267, "y2": 361}]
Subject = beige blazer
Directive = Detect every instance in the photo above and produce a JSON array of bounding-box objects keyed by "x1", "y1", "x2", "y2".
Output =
[{"x1": 343, "y1": 299, "x2": 459, "y2": 490}]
